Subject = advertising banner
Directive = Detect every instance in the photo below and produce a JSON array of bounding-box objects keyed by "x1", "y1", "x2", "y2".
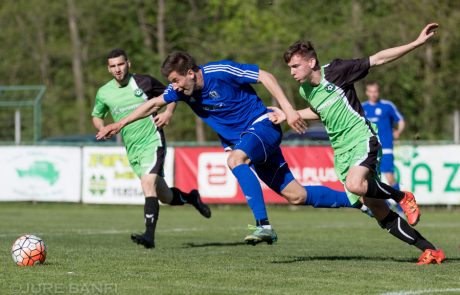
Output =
[
  {"x1": 395, "y1": 145, "x2": 460, "y2": 204},
  {"x1": 175, "y1": 145, "x2": 460, "y2": 205},
  {"x1": 1, "y1": 144, "x2": 458, "y2": 205},
  {"x1": 82, "y1": 146, "x2": 174, "y2": 204},
  {"x1": 0, "y1": 147, "x2": 81, "y2": 202},
  {"x1": 174, "y1": 146, "x2": 342, "y2": 204}
]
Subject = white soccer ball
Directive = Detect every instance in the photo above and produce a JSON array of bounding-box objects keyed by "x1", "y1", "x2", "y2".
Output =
[{"x1": 11, "y1": 235, "x2": 47, "y2": 266}]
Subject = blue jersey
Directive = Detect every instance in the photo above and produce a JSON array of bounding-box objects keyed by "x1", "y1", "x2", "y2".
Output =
[
  {"x1": 163, "y1": 60, "x2": 268, "y2": 148},
  {"x1": 362, "y1": 99, "x2": 403, "y2": 152}
]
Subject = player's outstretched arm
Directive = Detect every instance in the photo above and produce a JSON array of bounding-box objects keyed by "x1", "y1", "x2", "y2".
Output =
[
  {"x1": 96, "y1": 95, "x2": 167, "y2": 140},
  {"x1": 92, "y1": 117, "x2": 105, "y2": 131},
  {"x1": 369, "y1": 23, "x2": 438, "y2": 67},
  {"x1": 268, "y1": 106, "x2": 318, "y2": 124},
  {"x1": 298, "y1": 107, "x2": 320, "y2": 120},
  {"x1": 258, "y1": 69, "x2": 307, "y2": 134},
  {"x1": 153, "y1": 102, "x2": 176, "y2": 128}
]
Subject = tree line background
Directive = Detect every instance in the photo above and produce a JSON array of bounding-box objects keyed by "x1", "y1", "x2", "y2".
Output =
[{"x1": 0, "y1": 0, "x2": 459, "y2": 142}]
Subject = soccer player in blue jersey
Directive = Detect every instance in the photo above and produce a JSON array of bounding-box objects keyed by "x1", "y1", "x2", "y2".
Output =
[
  {"x1": 97, "y1": 52, "x2": 362, "y2": 245},
  {"x1": 363, "y1": 82, "x2": 405, "y2": 190}
]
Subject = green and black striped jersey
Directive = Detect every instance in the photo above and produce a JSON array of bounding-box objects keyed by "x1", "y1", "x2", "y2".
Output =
[
  {"x1": 299, "y1": 58, "x2": 378, "y2": 154},
  {"x1": 92, "y1": 74, "x2": 165, "y2": 154}
]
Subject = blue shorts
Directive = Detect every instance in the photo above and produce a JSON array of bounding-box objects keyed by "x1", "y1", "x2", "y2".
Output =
[
  {"x1": 380, "y1": 153, "x2": 395, "y2": 173},
  {"x1": 233, "y1": 118, "x2": 294, "y2": 193}
]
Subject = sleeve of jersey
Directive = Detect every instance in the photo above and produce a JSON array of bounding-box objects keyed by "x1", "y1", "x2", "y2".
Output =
[
  {"x1": 389, "y1": 102, "x2": 404, "y2": 122},
  {"x1": 91, "y1": 91, "x2": 109, "y2": 118},
  {"x1": 147, "y1": 76, "x2": 166, "y2": 98},
  {"x1": 328, "y1": 58, "x2": 370, "y2": 87},
  {"x1": 162, "y1": 84, "x2": 180, "y2": 103},
  {"x1": 216, "y1": 61, "x2": 259, "y2": 85}
]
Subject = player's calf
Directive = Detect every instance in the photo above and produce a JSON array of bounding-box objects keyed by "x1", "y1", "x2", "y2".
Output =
[
  {"x1": 169, "y1": 187, "x2": 211, "y2": 218},
  {"x1": 377, "y1": 209, "x2": 443, "y2": 264}
]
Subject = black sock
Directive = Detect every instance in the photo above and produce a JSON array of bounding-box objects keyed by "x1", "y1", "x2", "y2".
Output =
[
  {"x1": 144, "y1": 197, "x2": 159, "y2": 239},
  {"x1": 169, "y1": 187, "x2": 186, "y2": 206},
  {"x1": 256, "y1": 218, "x2": 270, "y2": 226},
  {"x1": 366, "y1": 175, "x2": 405, "y2": 202},
  {"x1": 379, "y1": 211, "x2": 436, "y2": 251}
]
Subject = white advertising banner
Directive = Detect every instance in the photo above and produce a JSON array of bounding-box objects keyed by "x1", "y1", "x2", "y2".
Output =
[
  {"x1": 0, "y1": 147, "x2": 81, "y2": 202},
  {"x1": 395, "y1": 145, "x2": 460, "y2": 204},
  {"x1": 81, "y1": 146, "x2": 174, "y2": 204}
]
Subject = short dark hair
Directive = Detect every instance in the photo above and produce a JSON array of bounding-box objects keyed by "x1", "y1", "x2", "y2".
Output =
[
  {"x1": 284, "y1": 41, "x2": 318, "y2": 64},
  {"x1": 107, "y1": 48, "x2": 128, "y2": 61},
  {"x1": 161, "y1": 52, "x2": 200, "y2": 77},
  {"x1": 365, "y1": 81, "x2": 379, "y2": 88}
]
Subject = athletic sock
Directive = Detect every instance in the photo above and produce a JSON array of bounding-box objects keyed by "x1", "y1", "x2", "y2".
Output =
[
  {"x1": 144, "y1": 197, "x2": 159, "y2": 239},
  {"x1": 379, "y1": 210, "x2": 436, "y2": 251},
  {"x1": 256, "y1": 218, "x2": 270, "y2": 226},
  {"x1": 169, "y1": 187, "x2": 186, "y2": 205},
  {"x1": 231, "y1": 164, "x2": 268, "y2": 222},
  {"x1": 304, "y1": 186, "x2": 352, "y2": 208},
  {"x1": 365, "y1": 175, "x2": 405, "y2": 202}
]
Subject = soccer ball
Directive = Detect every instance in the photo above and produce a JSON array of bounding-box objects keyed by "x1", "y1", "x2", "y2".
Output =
[{"x1": 11, "y1": 235, "x2": 47, "y2": 266}]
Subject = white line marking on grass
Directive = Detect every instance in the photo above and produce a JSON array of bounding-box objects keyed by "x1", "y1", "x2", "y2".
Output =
[{"x1": 381, "y1": 288, "x2": 460, "y2": 295}]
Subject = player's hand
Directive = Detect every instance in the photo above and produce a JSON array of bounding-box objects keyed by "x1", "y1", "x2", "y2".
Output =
[
  {"x1": 393, "y1": 130, "x2": 401, "y2": 139},
  {"x1": 153, "y1": 110, "x2": 173, "y2": 128},
  {"x1": 267, "y1": 106, "x2": 286, "y2": 124},
  {"x1": 285, "y1": 108, "x2": 307, "y2": 134},
  {"x1": 415, "y1": 23, "x2": 438, "y2": 45},
  {"x1": 96, "y1": 122, "x2": 123, "y2": 140}
]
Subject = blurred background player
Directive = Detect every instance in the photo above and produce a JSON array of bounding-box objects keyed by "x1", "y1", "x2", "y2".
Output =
[
  {"x1": 363, "y1": 81, "x2": 405, "y2": 214},
  {"x1": 96, "y1": 52, "x2": 366, "y2": 246},
  {"x1": 270, "y1": 23, "x2": 444, "y2": 264},
  {"x1": 92, "y1": 49, "x2": 211, "y2": 249}
]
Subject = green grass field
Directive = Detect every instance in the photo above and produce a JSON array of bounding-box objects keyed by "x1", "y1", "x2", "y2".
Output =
[{"x1": 1, "y1": 203, "x2": 460, "y2": 295}]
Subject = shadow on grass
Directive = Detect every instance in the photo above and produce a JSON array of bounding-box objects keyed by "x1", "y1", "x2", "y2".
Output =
[
  {"x1": 183, "y1": 241, "x2": 247, "y2": 248},
  {"x1": 272, "y1": 256, "x2": 460, "y2": 264}
]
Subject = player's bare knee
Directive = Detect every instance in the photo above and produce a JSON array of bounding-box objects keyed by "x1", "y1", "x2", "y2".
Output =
[
  {"x1": 227, "y1": 152, "x2": 247, "y2": 169},
  {"x1": 289, "y1": 196, "x2": 305, "y2": 205},
  {"x1": 282, "y1": 191, "x2": 305, "y2": 205},
  {"x1": 345, "y1": 179, "x2": 366, "y2": 196},
  {"x1": 140, "y1": 176, "x2": 157, "y2": 196}
]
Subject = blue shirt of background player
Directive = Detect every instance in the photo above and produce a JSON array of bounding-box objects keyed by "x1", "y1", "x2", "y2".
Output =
[
  {"x1": 362, "y1": 99, "x2": 404, "y2": 151},
  {"x1": 163, "y1": 60, "x2": 268, "y2": 148}
]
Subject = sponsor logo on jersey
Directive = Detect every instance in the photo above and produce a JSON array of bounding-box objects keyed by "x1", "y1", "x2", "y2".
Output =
[
  {"x1": 209, "y1": 90, "x2": 220, "y2": 99},
  {"x1": 325, "y1": 83, "x2": 336, "y2": 93},
  {"x1": 375, "y1": 108, "x2": 382, "y2": 115},
  {"x1": 112, "y1": 103, "x2": 143, "y2": 115},
  {"x1": 134, "y1": 88, "x2": 144, "y2": 97}
]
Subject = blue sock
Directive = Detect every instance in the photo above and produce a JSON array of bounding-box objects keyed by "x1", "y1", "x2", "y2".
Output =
[
  {"x1": 304, "y1": 186, "x2": 352, "y2": 208},
  {"x1": 392, "y1": 183, "x2": 400, "y2": 190},
  {"x1": 231, "y1": 164, "x2": 268, "y2": 223}
]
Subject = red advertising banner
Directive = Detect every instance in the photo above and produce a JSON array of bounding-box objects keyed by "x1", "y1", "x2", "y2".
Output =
[{"x1": 174, "y1": 146, "x2": 344, "y2": 204}]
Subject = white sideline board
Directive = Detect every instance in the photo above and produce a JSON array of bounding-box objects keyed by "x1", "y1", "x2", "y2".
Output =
[
  {"x1": 81, "y1": 146, "x2": 174, "y2": 204},
  {"x1": 395, "y1": 145, "x2": 460, "y2": 204},
  {"x1": 0, "y1": 146, "x2": 81, "y2": 202}
]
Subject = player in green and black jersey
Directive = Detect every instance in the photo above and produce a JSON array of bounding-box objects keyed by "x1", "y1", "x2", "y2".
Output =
[
  {"x1": 271, "y1": 24, "x2": 444, "y2": 264},
  {"x1": 92, "y1": 49, "x2": 211, "y2": 249}
]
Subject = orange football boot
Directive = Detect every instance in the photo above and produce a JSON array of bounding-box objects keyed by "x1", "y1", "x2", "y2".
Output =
[
  {"x1": 417, "y1": 249, "x2": 446, "y2": 265},
  {"x1": 399, "y1": 192, "x2": 420, "y2": 226}
]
